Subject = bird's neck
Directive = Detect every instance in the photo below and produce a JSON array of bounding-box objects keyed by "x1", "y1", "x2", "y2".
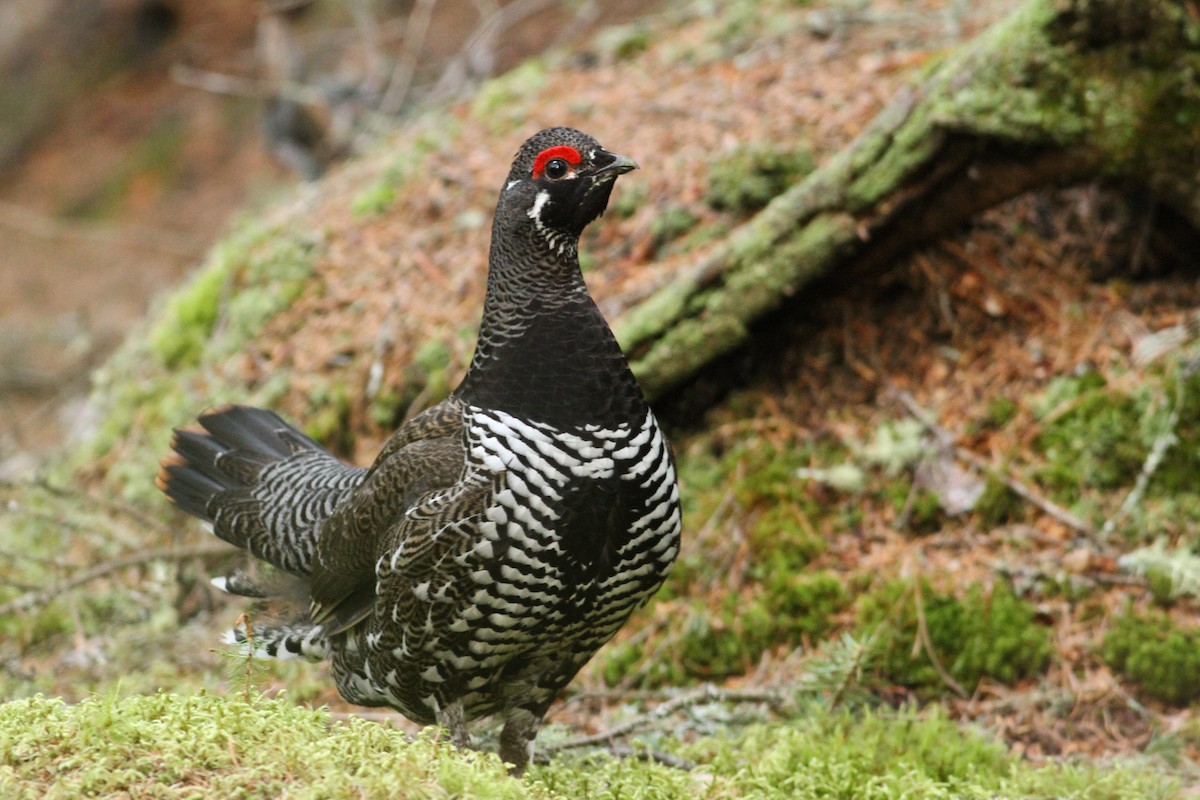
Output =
[{"x1": 455, "y1": 234, "x2": 645, "y2": 428}]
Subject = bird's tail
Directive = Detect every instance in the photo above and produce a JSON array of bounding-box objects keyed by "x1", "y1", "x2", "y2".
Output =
[
  {"x1": 157, "y1": 404, "x2": 366, "y2": 581},
  {"x1": 223, "y1": 616, "x2": 331, "y2": 662}
]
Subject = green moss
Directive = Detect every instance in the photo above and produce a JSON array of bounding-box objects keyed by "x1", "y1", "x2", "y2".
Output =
[
  {"x1": 148, "y1": 225, "x2": 318, "y2": 369},
  {"x1": 351, "y1": 122, "x2": 454, "y2": 218},
  {"x1": 1102, "y1": 607, "x2": 1200, "y2": 706},
  {"x1": 371, "y1": 337, "x2": 459, "y2": 428},
  {"x1": 592, "y1": 23, "x2": 652, "y2": 61},
  {"x1": 858, "y1": 579, "x2": 1052, "y2": 694},
  {"x1": 607, "y1": 180, "x2": 645, "y2": 220},
  {"x1": 0, "y1": 694, "x2": 1171, "y2": 799},
  {"x1": 1025, "y1": 364, "x2": 1200, "y2": 538},
  {"x1": 303, "y1": 381, "x2": 354, "y2": 454},
  {"x1": 762, "y1": 571, "x2": 848, "y2": 642},
  {"x1": 705, "y1": 142, "x2": 816, "y2": 213},
  {"x1": 974, "y1": 475, "x2": 1023, "y2": 528},
  {"x1": 609, "y1": 431, "x2": 864, "y2": 690},
  {"x1": 677, "y1": 596, "x2": 774, "y2": 680},
  {"x1": 351, "y1": 177, "x2": 397, "y2": 217},
  {"x1": 369, "y1": 385, "x2": 406, "y2": 429},
  {"x1": 577, "y1": 249, "x2": 596, "y2": 273},
  {"x1": 470, "y1": 60, "x2": 548, "y2": 132},
  {"x1": 648, "y1": 204, "x2": 698, "y2": 253},
  {"x1": 75, "y1": 219, "x2": 320, "y2": 505},
  {"x1": 901, "y1": 486, "x2": 944, "y2": 535},
  {"x1": 908, "y1": 488, "x2": 943, "y2": 533},
  {"x1": 747, "y1": 503, "x2": 827, "y2": 571},
  {"x1": 148, "y1": 261, "x2": 227, "y2": 369},
  {"x1": 0, "y1": 692, "x2": 536, "y2": 799},
  {"x1": 606, "y1": 568, "x2": 848, "y2": 689},
  {"x1": 981, "y1": 394, "x2": 1019, "y2": 431},
  {"x1": 1034, "y1": 374, "x2": 1152, "y2": 503},
  {"x1": 1147, "y1": 568, "x2": 1176, "y2": 607},
  {"x1": 539, "y1": 705, "x2": 1171, "y2": 798}
]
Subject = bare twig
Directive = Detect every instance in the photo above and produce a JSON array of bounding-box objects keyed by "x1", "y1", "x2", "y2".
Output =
[
  {"x1": 1132, "y1": 312, "x2": 1200, "y2": 366},
  {"x1": 377, "y1": 0, "x2": 438, "y2": 117},
  {"x1": 30, "y1": 477, "x2": 175, "y2": 539},
  {"x1": 170, "y1": 63, "x2": 332, "y2": 110},
  {"x1": 1100, "y1": 360, "x2": 1195, "y2": 539},
  {"x1": 364, "y1": 312, "x2": 397, "y2": 403},
  {"x1": 348, "y1": 0, "x2": 389, "y2": 94},
  {"x1": 0, "y1": 199, "x2": 199, "y2": 258},
  {"x1": 993, "y1": 561, "x2": 1147, "y2": 589},
  {"x1": 0, "y1": 542, "x2": 231, "y2": 616},
  {"x1": 606, "y1": 744, "x2": 694, "y2": 771},
  {"x1": 557, "y1": 688, "x2": 677, "y2": 708},
  {"x1": 891, "y1": 389, "x2": 1096, "y2": 538},
  {"x1": 544, "y1": 684, "x2": 783, "y2": 754},
  {"x1": 911, "y1": 569, "x2": 968, "y2": 698},
  {"x1": 169, "y1": 62, "x2": 266, "y2": 98}
]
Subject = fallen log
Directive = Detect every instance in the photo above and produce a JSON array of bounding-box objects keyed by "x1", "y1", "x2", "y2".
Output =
[{"x1": 619, "y1": 0, "x2": 1200, "y2": 400}]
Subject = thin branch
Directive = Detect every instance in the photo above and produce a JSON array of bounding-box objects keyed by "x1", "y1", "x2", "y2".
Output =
[
  {"x1": 377, "y1": 0, "x2": 438, "y2": 117},
  {"x1": 994, "y1": 561, "x2": 1147, "y2": 589},
  {"x1": 543, "y1": 684, "x2": 783, "y2": 754},
  {"x1": 606, "y1": 744, "x2": 694, "y2": 771},
  {"x1": 0, "y1": 542, "x2": 232, "y2": 616},
  {"x1": 25, "y1": 477, "x2": 174, "y2": 544},
  {"x1": 891, "y1": 389, "x2": 1096, "y2": 538},
  {"x1": 1100, "y1": 359, "x2": 1194, "y2": 538},
  {"x1": 911, "y1": 570, "x2": 968, "y2": 698},
  {"x1": 170, "y1": 62, "x2": 266, "y2": 99},
  {"x1": 0, "y1": 199, "x2": 199, "y2": 259}
]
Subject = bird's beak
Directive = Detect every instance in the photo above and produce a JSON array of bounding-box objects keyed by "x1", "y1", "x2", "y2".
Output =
[{"x1": 597, "y1": 153, "x2": 638, "y2": 177}]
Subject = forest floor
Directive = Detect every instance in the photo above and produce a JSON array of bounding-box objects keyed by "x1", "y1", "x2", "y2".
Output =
[{"x1": 2, "y1": 0, "x2": 1200, "y2": 796}]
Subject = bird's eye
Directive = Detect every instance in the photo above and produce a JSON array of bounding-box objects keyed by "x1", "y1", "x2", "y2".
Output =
[{"x1": 543, "y1": 158, "x2": 570, "y2": 180}]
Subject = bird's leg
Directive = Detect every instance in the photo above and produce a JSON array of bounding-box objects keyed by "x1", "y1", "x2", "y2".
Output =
[
  {"x1": 436, "y1": 700, "x2": 470, "y2": 751},
  {"x1": 498, "y1": 705, "x2": 544, "y2": 777}
]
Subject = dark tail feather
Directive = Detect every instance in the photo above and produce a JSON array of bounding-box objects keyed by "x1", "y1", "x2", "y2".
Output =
[
  {"x1": 158, "y1": 407, "x2": 286, "y2": 520},
  {"x1": 156, "y1": 448, "x2": 225, "y2": 521},
  {"x1": 157, "y1": 404, "x2": 364, "y2": 575},
  {"x1": 196, "y1": 405, "x2": 303, "y2": 460}
]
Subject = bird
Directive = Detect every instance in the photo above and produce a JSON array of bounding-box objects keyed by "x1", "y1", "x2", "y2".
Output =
[{"x1": 156, "y1": 127, "x2": 682, "y2": 775}]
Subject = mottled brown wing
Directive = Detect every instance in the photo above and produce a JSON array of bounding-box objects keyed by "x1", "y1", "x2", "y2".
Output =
[
  {"x1": 373, "y1": 466, "x2": 498, "y2": 656},
  {"x1": 308, "y1": 399, "x2": 465, "y2": 632}
]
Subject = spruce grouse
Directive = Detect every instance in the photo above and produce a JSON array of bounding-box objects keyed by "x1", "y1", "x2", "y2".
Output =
[{"x1": 157, "y1": 127, "x2": 682, "y2": 774}]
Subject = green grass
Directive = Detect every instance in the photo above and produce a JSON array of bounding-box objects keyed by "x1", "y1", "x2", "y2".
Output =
[{"x1": 0, "y1": 694, "x2": 1174, "y2": 799}]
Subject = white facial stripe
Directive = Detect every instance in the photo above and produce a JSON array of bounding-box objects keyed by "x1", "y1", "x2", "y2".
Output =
[
  {"x1": 505, "y1": 179, "x2": 520, "y2": 191},
  {"x1": 527, "y1": 190, "x2": 550, "y2": 224}
]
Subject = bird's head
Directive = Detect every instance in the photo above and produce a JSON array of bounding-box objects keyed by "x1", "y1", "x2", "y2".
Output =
[{"x1": 497, "y1": 127, "x2": 637, "y2": 255}]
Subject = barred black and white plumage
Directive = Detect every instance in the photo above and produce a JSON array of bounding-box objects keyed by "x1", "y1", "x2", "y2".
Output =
[{"x1": 157, "y1": 128, "x2": 682, "y2": 775}]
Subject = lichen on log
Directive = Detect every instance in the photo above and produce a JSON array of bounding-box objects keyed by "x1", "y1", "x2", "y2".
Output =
[{"x1": 619, "y1": 0, "x2": 1200, "y2": 401}]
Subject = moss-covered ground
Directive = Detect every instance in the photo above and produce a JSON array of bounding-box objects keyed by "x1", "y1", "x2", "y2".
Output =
[
  {"x1": 0, "y1": 693, "x2": 1174, "y2": 799},
  {"x1": 4, "y1": 0, "x2": 1200, "y2": 794}
]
